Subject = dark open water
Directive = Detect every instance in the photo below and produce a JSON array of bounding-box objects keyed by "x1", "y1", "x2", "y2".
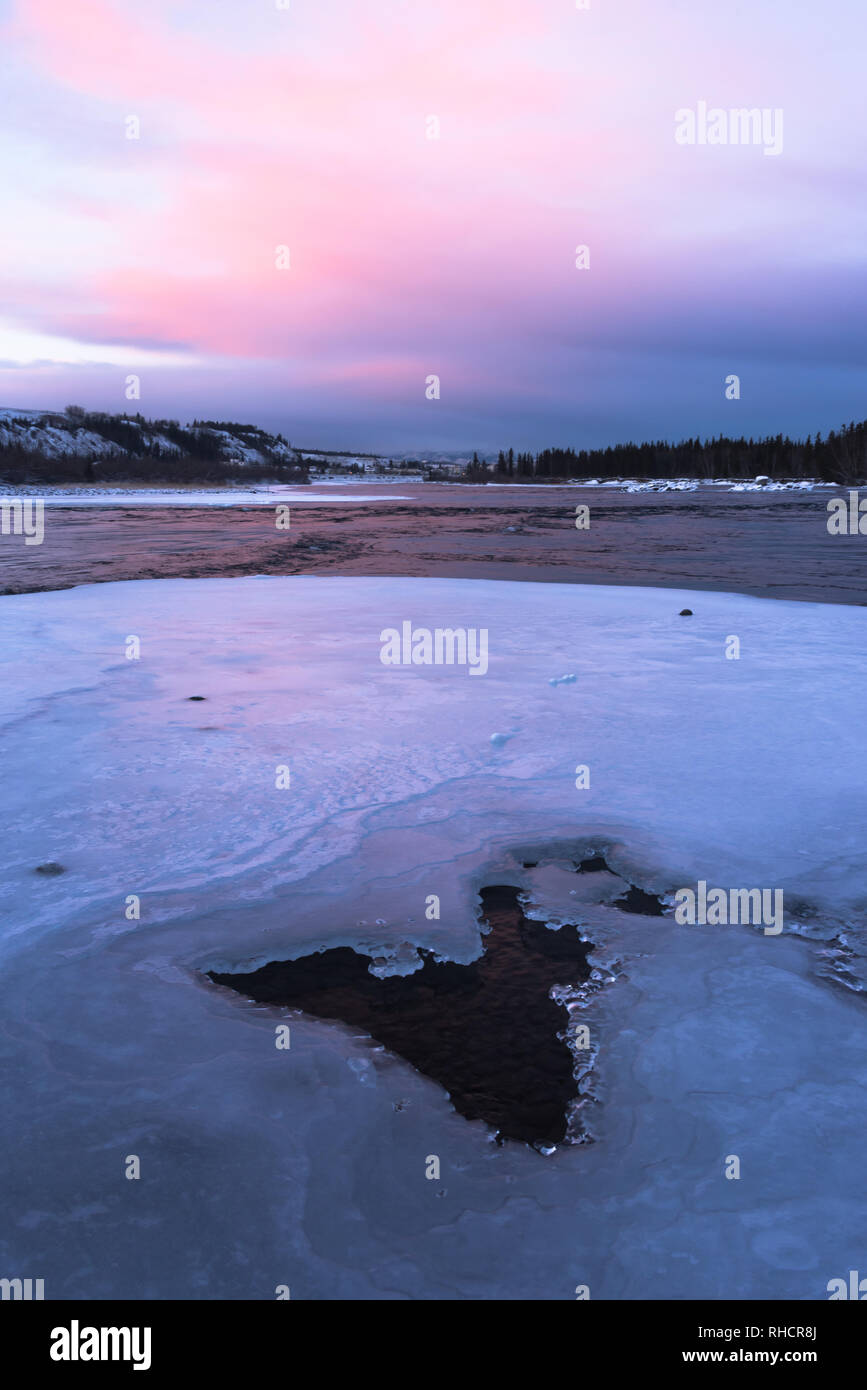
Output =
[{"x1": 0, "y1": 483, "x2": 864, "y2": 605}]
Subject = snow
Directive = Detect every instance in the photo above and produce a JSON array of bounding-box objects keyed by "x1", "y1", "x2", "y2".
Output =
[
  {"x1": 0, "y1": 575, "x2": 865, "y2": 1299},
  {"x1": 204, "y1": 428, "x2": 267, "y2": 466},
  {"x1": 0, "y1": 486, "x2": 416, "y2": 505},
  {"x1": 150, "y1": 434, "x2": 183, "y2": 455},
  {"x1": 0, "y1": 408, "x2": 295, "y2": 470},
  {"x1": 455, "y1": 479, "x2": 827, "y2": 491},
  {"x1": 0, "y1": 422, "x2": 125, "y2": 459},
  {"x1": 618, "y1": 479, "x2": 822, "y2": 493}
]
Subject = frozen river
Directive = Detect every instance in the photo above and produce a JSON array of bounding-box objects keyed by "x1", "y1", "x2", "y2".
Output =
[{"x1": 1, "y1": 575, "x2": 865, "y2": 1298}]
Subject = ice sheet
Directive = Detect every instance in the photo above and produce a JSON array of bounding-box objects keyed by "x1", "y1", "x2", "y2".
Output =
[{"x1": 0, "y1": 575, "x2": 865, "y2": 1299}]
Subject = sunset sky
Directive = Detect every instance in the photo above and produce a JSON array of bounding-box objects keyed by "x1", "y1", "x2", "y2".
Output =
[{"x1": 1, "y1": 0, "x2": 865, "y2": 452}]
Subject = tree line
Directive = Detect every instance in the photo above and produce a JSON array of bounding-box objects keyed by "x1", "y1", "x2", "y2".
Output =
[{"x1": 456, "y1": 421, "x2": 867, "y2": 484}]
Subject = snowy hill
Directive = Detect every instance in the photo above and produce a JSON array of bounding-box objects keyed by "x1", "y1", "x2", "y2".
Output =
[
  {"x1": 0, "y1": 405, "x2": 302, "y2": 480},
  {"x1": 0, "y1": 406, "x2": 425, "y2": 482}
]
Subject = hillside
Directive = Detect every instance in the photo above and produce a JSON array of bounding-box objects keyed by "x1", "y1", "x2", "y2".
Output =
[{"x1": 0, "y1": 406, "x2": 307, "y2": 484}]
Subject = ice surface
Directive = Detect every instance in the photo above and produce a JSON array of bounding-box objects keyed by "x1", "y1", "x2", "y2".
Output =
[
  {"x1": 1, "y1": 575, "x2": 866, "y2": 1299},
  {"x1": 452, "y1": 478, "x2": 827, "y2": 492},
  {"x1": 0, "y1": 486, "x2": 416, "y2": 506}
]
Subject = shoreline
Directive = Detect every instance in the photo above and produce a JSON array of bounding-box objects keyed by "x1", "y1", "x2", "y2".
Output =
[{"x1": 0, "y1": 475, "x2": 838, "y2": 499}]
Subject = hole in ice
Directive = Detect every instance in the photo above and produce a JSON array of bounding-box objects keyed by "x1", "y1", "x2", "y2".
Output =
[
  {"x1": 611, "y1": 884, "x2": 667, "y2": 917},
  {"x1": 208, "y1": 886, "x2": 592, "y2": 1149},
  {"x1": 573, "y1": 854, "x2": 609, "y2": 874},
  {"x1": 572, "y1": 852, "x2": 667, "y2": 915}
]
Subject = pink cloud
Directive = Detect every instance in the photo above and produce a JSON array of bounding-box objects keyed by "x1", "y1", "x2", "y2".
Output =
[{"x1": 3, "y1": 0, "x2": 865, "y2": 446}]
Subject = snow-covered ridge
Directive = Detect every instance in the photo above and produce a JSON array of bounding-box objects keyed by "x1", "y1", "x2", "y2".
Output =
[
  {"x1": 0, "y1": 405, "x2": 297, "y2": 468},
  {"x1": 0, "y1": 407, "x2": 422, "y2": 479}
]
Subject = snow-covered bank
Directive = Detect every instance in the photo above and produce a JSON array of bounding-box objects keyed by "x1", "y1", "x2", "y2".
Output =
[
  {"x1": 1, "y1": 576, "x2": 865, "y2": 1299},
  {"x1": 411, "y1": 478, "x2": 832, "y2": 492},
  {"x1": 0, "y1": 478, "x2": 835, "y2": 505},
  {"x1": 0, "y1": 485, "x2": 415, "y2": 506}
]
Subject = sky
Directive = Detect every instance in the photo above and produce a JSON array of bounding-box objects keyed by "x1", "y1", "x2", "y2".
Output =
[{"x1": 1, "y1": 0, "x2": 865, "y2": 454}]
